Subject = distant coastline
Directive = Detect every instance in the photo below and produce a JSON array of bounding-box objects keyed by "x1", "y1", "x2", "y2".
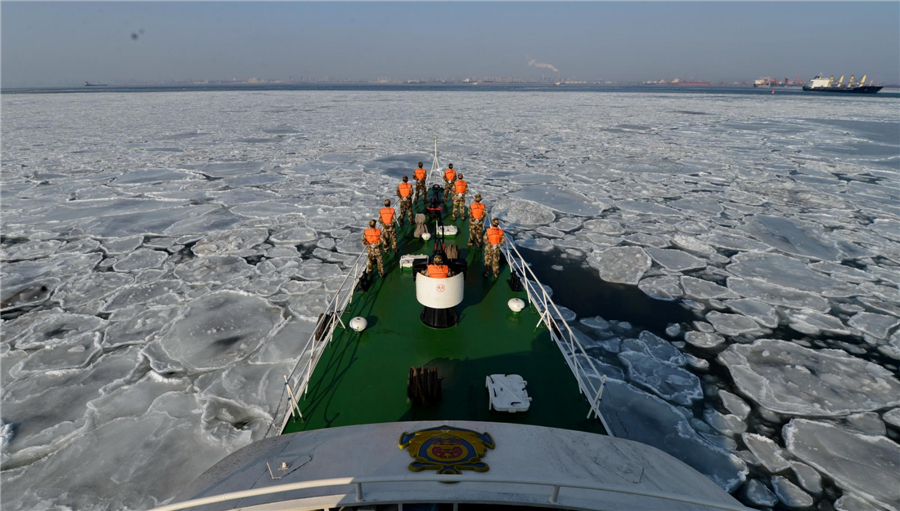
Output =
[{"x1": 4, "y1": 82, "x2": 899, "y2": 98}]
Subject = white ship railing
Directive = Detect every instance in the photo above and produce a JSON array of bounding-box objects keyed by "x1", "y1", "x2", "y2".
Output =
[
  {"x1": 502, "y1": 239, "x2": 615, "y2": 436},
  {"x1": 266, "y1": 249, "x2": 368, "y2": 437},
  {"x1": 151, "y1": 473, "x2": 752, "y2": 511}
]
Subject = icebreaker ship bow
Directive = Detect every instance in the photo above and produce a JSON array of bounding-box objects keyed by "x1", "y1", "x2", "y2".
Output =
[{"x1": 154, "y1": 140, "x2": 749, "y2": 511}]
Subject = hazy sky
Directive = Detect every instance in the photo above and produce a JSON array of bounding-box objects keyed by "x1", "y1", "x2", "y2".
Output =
[{"x1": 2, "y1": 2, "x2": 899, "y2": 87}]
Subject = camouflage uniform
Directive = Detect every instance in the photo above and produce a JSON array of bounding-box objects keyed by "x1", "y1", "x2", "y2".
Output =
[
  {"x1": 380, "y1": 220, "x2": 398, "y2": 252},
  {"x1": 443, "y1": 173, "x2": 455, "y2": 204},
  {"x1": 468, "y1": 217, "x2": 484, "y2": 247},
  {"x1": 362, "y1": 234, "x2": 384, "y2": 277},
  {"x1": 398, "y1": 198, "x2": 413, "y2": 225},
  {"x1": 414, "y1": 177, "x2": 427, "y2": 203},
  {"x1": 483, "y1": 229, "x2": 506, "y2": 278},
  {"x1": 451, "y1": 192, "x2": 467, "y2": 221}
]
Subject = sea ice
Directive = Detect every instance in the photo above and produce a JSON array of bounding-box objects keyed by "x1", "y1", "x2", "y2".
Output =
[
  {"x1": 742, "y1": 479, "x2": 778, "y2": 507},
  {"x1": 706, "y1": 311, "x2": 764, "y2": 337},
  {"x1": 589, "y1": 246, "x2": 652, "y2": 285},
  {"x1": 51, "y1": 272, "x2": 134, "y2": 310},
  {"x1": 682, "y1": 277, "x2": 740, "y2": 300},
  {"x1": 719, "y1": 390, "x2": 751, "y2": 420},
  {"x1": 725, "y1": 299, "x2": 780, "y2": 329},
  {"x1": 102, "y1": 279, "x2": 186, "y2": 311},
  {"x1": 617, "y1": 351, "x2": 702, "y2": 405},
  {"x1": 684, "y1": 331, "x2": 726, "y2": 349},
  {"x1": 173, "y1": 255, "x2": 254, "y2": 285},
  {"x1": 743, "y1": 215, "x2": 842, "y2": 261},
  {"x1": 191, "y1": 228, "x2": 269, "y2": 257},
  {"x1": 884, "y1": 408, "x2": 900, "y2": 429},
  {"x1": 645, "y1": 247, "x2": 707, "y2": 271},
  {"x1": 835, "y1": 493, "x2": 883, "y2": 511},
  {"x1": 771, "y1": 476, "x2": 814, "y2": 508},
  {"x1": 5, "y1": 309, "x2": 106, "y2": 349},
  {"x1": 742, "y1": 433, "x2": 791, "y2": 473},
  {"x1": 703, "y1": 409, "x2": 747, "y2": 436},
  {"x1": 598, "y1": 379, "x2": 748, "y2": 492},
  {"x1": 112, "y1": 248, "x2": 169, "y2": 272},
  {"x1": 491, "y1": 198, "x2": 556, "y2": 226},
  {"x1": 848, "y1": 312, "x2": 900, "y2": 341},
  {"x1": 623, "y1": 330, "x2": 686, "y2": 366},
  {"x1": 784, "y1": 419, "x2": 900, "y2": 511},
  {"x1": 727, "y1": 252, "x2": 841, "y2": 292},
  {"x1": 152, "y1": 291, "x2": 283, "y2": 373},
  {"x1": 103, "y1": 306, "x2": 181, "y2": 348},
  {"x1": 637, "y1": 276, "x2": 683, "y2": 301},
  {"x1": 784, "y1": 310, "x2": 850, "y2": 336},
  {"x1": 672, "y1": 235, "x2": 716, "y2": 255},
  {"x1": 790, "y1": 462, "x2": 823, "y2": 494},
  {"x1": 727, "y1": 277, "x2": 830, "y2": 312},
  {"x1": 718, "y1": 340, "x2": 900, "y2": 416}
]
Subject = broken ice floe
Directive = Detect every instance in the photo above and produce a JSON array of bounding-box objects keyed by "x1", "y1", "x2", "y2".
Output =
[
  {"x1": 151, "y1": 291, "x2": 283, "y2": 373},
  {"x1": 718, "y1": 340, "x2": 900, "y2": 416},
  {"x1": 784, "y1": 419, "x2": 900, "y2": 511},
  {"x1": 589, "y1": 246, "x2": 652, "y2": 285}
]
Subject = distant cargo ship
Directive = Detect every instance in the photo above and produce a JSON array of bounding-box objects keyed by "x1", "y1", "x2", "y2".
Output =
[
  {"x1": 84, "y1": 81, "x2": 108, "y2": 87},
  {"x1": 802, "y1": 74, "x2": 882, "y2": 94}
]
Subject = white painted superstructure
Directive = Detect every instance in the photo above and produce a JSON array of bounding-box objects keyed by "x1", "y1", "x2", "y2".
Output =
[{"x1": 157, "y1": 421, "x2": 750, "y2": 511}]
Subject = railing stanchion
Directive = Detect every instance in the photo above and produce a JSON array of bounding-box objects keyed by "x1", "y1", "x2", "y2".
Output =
[
  {"x1": 550, "y1": 485, "x2": 561, "y2": 504},
  {"x1": 355, "y1": 482, "x2": 363, "y2": 501}
]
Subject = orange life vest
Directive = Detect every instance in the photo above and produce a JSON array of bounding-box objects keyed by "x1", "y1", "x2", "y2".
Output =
[
  {"x1": 398, "y1": 182, "x2": 412, "y2": 198},
  {"x1": 364, "y1": 228, "x2": 381, "y2": 245},
  {"x1": 414, "y1": 168, "x2": 426, "y2": 180},
  {"x1": 454, "y1": 180, "x2": 467, "y2": 194},
  {"x1": 427, "y1": 264, "x2": 449, "y2": 278},
  {"x1": 486, "y1": 227, "x2": 504, "y2": 245},
  {"x1": 380, "y1": 207, "x2": 395, "y2": 224},
  {"x1": 444, "y1": 168, "x2": 456, "y2": 181},
  {"x1": 470, "y1": 202, "x2": 485, "y2": 220}
]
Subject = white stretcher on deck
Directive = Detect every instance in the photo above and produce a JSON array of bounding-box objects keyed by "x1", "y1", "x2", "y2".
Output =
[{"x1": 486, "y1": 374, "x2": 531, "y2": 413}]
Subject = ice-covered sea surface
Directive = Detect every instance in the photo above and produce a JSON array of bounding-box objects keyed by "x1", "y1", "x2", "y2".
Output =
[{"x1": 2, "y1": 90, "x2": 899, "y2": 510}]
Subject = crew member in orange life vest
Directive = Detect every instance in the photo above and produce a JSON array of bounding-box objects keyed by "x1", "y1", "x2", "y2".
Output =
[
  {"x1": 467, "y1": 194, "x2": 486, "y2": 247},
  {"x1": 379, "y1": 199, "x2": 398, "y2": 252},
  {"x1": 442, "y1": 164, "x2": 456, "y2": 204},
  {"x1": 413, "y1": 162, "x2": 427, "y2": 203},
  {"x1": 362, "y1": 219, "x2": 385, "y2": 277},
  {"x1": 397, "y1": 176, "x2": 414, "y2": 226},
  {"x1": 451, "y1": 173, "x2": 468, "y2": 221},
  {"x1": 421, "y1": 254, "x2": 455, "y2": 278},
  {"x1": 483, "y1": 218, "x2": 506, "y2": 279}
]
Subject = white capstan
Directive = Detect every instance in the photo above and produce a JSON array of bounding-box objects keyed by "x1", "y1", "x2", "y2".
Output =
[{"x1": 508, "y1": 298, "x2": 525, "y2": 313}]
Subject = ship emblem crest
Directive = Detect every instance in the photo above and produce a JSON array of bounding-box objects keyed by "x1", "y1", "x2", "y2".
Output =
[{"x1": 399, "y1": 426, "x2": 495, "y2": 474}]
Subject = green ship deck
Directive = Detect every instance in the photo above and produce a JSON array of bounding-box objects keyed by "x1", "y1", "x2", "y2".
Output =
[{"x1": 283, "y1": 195, "x2": 606, "y2": 436}]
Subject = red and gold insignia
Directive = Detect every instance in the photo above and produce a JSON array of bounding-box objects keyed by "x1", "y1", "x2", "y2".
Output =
[{"x1": 398, "y1": 426, "x2": 495, "y2": 474}]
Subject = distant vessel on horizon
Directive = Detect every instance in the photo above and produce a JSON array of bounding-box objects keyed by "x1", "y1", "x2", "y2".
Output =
[
  {"x1": 84, "y1": 81, "x2": 108, "y2": 87},
  {"x1": 802, "y1": 74, "x2": 882, "y2": 94}
]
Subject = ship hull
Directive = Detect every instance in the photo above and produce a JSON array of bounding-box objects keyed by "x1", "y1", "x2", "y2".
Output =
[{"x1": 802, "y1": 85, "x2": 882, "y2": 94}]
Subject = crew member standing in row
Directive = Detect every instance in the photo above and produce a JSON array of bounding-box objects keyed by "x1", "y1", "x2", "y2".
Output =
[
  {"x1": 483, "y1": 218, "x2": 506, "y2": 279},
  {"x1": 442, "y1": 164, "x2": 456, "y2": 204},
  {"x1": 363, "y1": 219, "x2": 385, "y2": 277},
  {"x1": 451, "y1": 173, "x2": 468, "y2": 221},
  {"x1": 414, "y1": 162, "x2": 427, "y2": 204},
  {"x1": 380, "y1": 199, "x2": 398, "y2": 252},
  {"x1": 467, "y1": 194, "x2": 486, "y2": 247},
  {"x1": 397, "y1": 176, "x2": 414, "y2": 225}
]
